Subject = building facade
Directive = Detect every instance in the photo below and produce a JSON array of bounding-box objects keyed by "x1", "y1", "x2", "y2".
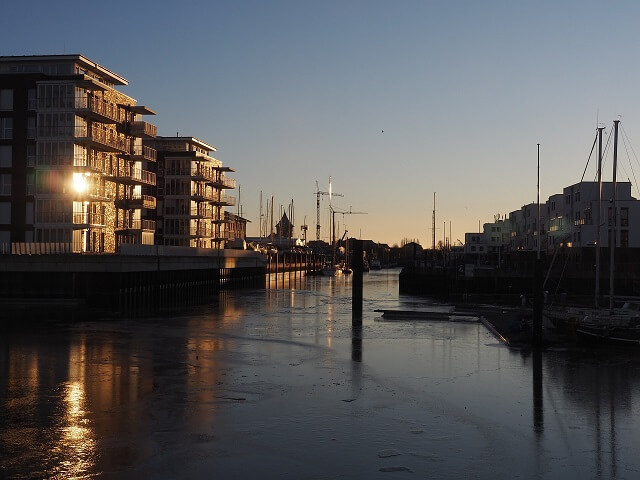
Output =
[
  {"x1": 149, "y1": 136, "x2": 235, "y2": 248},
  {"x1": 0, "y1": 54, "x2": 157, "y2": 253}
]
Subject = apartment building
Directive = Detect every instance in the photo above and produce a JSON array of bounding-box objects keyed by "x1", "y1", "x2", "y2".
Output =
[
  {"x1": 554, "y1": 181, "x2": 640, "y2": 249},
  {"x1": 0, "y1": 54, "x2": 157, "y2": 253},
  {"x1": 463, "y1": 217, "x2": 511, "y2": 258},
  {"x1": 148, "y1": 136, "x2": 235, "y2": 248}
]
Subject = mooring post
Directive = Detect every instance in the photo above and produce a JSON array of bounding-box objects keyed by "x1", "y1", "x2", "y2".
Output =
[
  {"x1": 532, "y1": 256, "x2": 543, "y2": 348},
  {"x1": 352, "y1": 239, "x2": 363, "y2": 324}
]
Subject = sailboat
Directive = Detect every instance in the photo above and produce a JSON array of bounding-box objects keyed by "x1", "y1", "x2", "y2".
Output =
[{"x1": 547, "y1": 121, "x2": 640, "y2": 344}]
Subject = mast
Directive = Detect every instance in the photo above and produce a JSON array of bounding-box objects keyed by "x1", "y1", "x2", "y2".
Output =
[
  {"x1": 432, "y1": 192, "x2": 436, "y2": 252},
  {"x1": 609, "y1": 120, "x2": 619, "y2": 312},
  {"x1": 537, "y1": 144, "x2": 541, "y2": 260},
  {"x1": 595, "y1": 127, "x2": 603, "y2": 308}
]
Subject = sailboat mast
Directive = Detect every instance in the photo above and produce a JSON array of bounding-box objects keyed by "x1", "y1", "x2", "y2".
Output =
[
  {"x1": 537, "y1": 144, "x2": 541, "y2": 260},
  {"x1": 595, "y1": 127, "x2": 603, "y2": 308},
  {"x1": 610, "y1": 120, "x2": 619, "y2": 312}
]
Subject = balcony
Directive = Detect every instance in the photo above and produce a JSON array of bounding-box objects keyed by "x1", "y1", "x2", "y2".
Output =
[
  {"x1": 72, "y1": 212, "x2": 106, "y2": 228},
  {"x1": 73, "y1": 184, "x2": 112, "y2": 202},
  {"x1": 189, "y1": 225, "x2": 213, "y2": 238},
  {"x1": 191, "y1": 189, "x2": 218, "y2": 202},
  {"x1": 211, "y1": 194, "x2": 236, "y2": 206},
  {"x1": 130, "y1": 121, "x2": 157, "y2": 138},
  {"x1": 76, "y1": 96, "x2": 120, "y2": 124},
  {"x1": 116, "y1": 193, "x2": 157, "y2": 210},
  {"x1": 76, "y1": 127, "x2": 131, "y2": 153},
  {"x1": 190, "y1": 165, "x2": 216, "y2": 183},
  {"x1": 212, "y1": 174, "x2": 236, "y2": 189},
  {"x1": 112, "y1": 167, "x2": 156, "y2": 186},
  {"x1": 128, "y1": 145, "x2": 157, "y2": 162},
  {"x1": 115, "y1": 219, "x2": 156, "y2": 232}
]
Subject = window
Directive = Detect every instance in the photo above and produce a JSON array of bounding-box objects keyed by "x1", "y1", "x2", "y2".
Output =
[
  {"x1": 621, "y1": 207, "x2": 629, "y2": 227},
  {"x1": 0, "y1": 89, "x2": 12, "y2": 110},
  {"x1": 0, "y1": 174, "x2": 11, "y2": 195},
  {"x1": 0, "y1": 118, "x2": 12, "y2": 139},
  {"x1": 26, "y1": 145, "x2": 35, "y2": 166},
  {"x1": 27, "y1": 89, "x2": 36, "y2": 110},
  {"x1": 27, "y1": 117, "x2": 36, "y2": 139},
  {"x1": 0, "y1": 202, "x2": 10, "y2": 223},
  {"x1": 0, "y1": 145, "x2": 10, "y2": 167},
  {"x1": 621, "y1": 230, "x2": 629, "y2": 248}
]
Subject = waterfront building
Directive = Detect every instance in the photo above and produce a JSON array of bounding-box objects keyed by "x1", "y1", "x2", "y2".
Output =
[
  {"x1": 0, "y1": 54, "x2": 157, "y2": 253},
  {"x1": 147, "y1": 136, "x2": 235, "y2": 248},
  {"x1": 464, "y1": 216, "x2": 511, "y2": 262},
  {"x1": 465, "y1": 181, "x2": 640, "y2": 257},
  {"x1": 508, "y1": 202, "x2": 547, "y2": 252},
  {"x1": 554, "y1": 181, "x2": 640, "y2": 249},
  {"x1": 224, "y1": 212, "x2": 249, "y2": 248}
]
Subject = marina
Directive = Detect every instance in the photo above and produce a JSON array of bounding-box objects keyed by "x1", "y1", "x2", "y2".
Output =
[{"x1": 2, "y1": 270, "x2": 640, "y2": 478}]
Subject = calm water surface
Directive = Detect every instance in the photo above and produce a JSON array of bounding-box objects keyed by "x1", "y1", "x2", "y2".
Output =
[{"x1": 1, "y1": 270, "x2": 640, "y2": 479}]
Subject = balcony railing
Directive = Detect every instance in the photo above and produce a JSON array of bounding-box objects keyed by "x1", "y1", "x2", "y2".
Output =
[
  {"x1": 212, "y1": 194, "x2": 235, "y2": 206},
  {"x1": 76, "y1": 127, "x2": 130, "y2": 153},
  {"x1": 189, "y1": 225, "x2": 213, "y2": 237},
  {"x1": 75, "y1": 96, "x2": 121, "y2": 123},
  {"x1": 130, "y1": 145, "x2": 156, "y2": 162},
  {"x1": 130, "y1": 121, "x2": 157, "y2": 138},
  {"x1": 72, "y1": 212, "x2": 106, "y2": 227},
  {"x1": 214, "y1": 174, "x2": 236, "y2": 189},
  {"x1": 74, "y1": 184, "x2": 113, "y2": 202},
  {"x1": 36, "y1": 212, "x2": 73, "y2": 223},
  {"x1": 112, "y1": 167, "x2": 156, "y2": 186},
  {"x1": 120, "y1": 193, "x2": 157, "y2": 209},
  {"x1": 116, "y1": 219, "x2": 156, "y2": 231}
]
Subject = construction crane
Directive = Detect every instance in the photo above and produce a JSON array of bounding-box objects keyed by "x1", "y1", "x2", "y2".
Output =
[
  {"x1": 331, "y1": 206, "x2": 367, "y2": 263},
  {"x1": 315, "y1": 178, "x2": 343, "y2": 241}
]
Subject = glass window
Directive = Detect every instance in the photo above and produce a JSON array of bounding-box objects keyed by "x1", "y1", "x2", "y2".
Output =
[
  {"x1": 0, "y1": 145, "x2": 10, "y2": 167},
  {"x1": 0, "y1": 202, "x2": 10, "y2": 223},
  {"x1": 0, "y1": 118, "x2": 12, "y2": 139},
  {"x1": 0, "y1": 174, "x2": 11, "y2": 195},
  {"x1": 0, "y1": 89, "x2": 12, "y2": 110}
]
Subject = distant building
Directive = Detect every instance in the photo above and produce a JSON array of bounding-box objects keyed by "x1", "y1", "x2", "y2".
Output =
[
  {"x1": 147, "y1": 136, "x2": 235, "y2": 248},
  {"x1": 0, "y1": 54, "x2": 157, "y2": 252},
  {"x1": 464, "y1": 217, "x2": 511, "y2": 261},
  {"x1": 275, "y1": 212, "x2": 293, "y2": 239},
  {"x1": 224, "y1": 211, "x2": 249, "y2": 242}
]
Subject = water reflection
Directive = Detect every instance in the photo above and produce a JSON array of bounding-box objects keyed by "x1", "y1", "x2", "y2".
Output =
[{"x1": 1, "y1": 271, "x2": 640, "y2": 478}]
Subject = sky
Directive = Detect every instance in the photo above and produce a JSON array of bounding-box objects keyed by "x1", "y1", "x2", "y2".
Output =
[{"x1": 5, "y1": 0, "x2": 640, "y2": 246}]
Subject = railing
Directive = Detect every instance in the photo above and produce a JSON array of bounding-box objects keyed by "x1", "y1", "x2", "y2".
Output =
[
  {"x1": 116, "y1": 219, "x2": 156, "y2": 231},
  {"x1": 216, "y1": 174, "x2": 236, "y2": 189},
  {"x1": 130, "y1": 120, "x2": 157, "y2": 138},
  {"x1": 124, "y1": 193, "x2": 157, "y2": 209},
  {"x1": 189, "y1": 225, "x2": 213, "y2": 237},
  {"x1": 215, "y1": 194, "x2": 236, "y2": 206},
  {"x1": 84, "y1": 127, "x2": 130, "y2": 152},
  {"x1": 76, "y1": 96, "x2": 121, "y2": 123},
  {"x1": 190, "y1": 165, "x2": 216, "y2": 182},
  {"x1": 131, "y1": 145, "x2": 156, "y2": 162},
  {"x1": 9, "y1": 242, "x2": 73, "y2": 255},
  {"x1": 72, "y1": 212, "x2": 106, "y2": 226}
]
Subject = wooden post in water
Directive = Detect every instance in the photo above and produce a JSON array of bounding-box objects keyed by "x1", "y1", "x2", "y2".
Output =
[{"x1": 352, "y1": 239, "x2": 363, "y2": 324}]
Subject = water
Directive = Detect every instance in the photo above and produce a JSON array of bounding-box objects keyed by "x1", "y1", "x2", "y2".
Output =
[{"x1": 2, "y1": 270, "x2": 640, "y2": 479}]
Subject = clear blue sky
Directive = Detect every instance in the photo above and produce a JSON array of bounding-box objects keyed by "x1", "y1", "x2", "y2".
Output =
[{"x1": 5, "y1": 0, "x2": 640, "y2": 245}]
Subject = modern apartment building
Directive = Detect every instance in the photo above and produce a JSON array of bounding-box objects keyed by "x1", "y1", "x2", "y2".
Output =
[
  {"x1": 0, "y1": 54, "x2": 157, "y2": 253},
  {"x1": 147, "y1": 136, "x2": 235, "y2": 248},
  {"x1": 465, "y1": 181, "x2": 640, "y2": 256}
]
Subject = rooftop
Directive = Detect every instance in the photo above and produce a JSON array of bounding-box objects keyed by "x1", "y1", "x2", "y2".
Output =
[{"x1": 0, "y1": 54, "x2": 128, "y2": 86}]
